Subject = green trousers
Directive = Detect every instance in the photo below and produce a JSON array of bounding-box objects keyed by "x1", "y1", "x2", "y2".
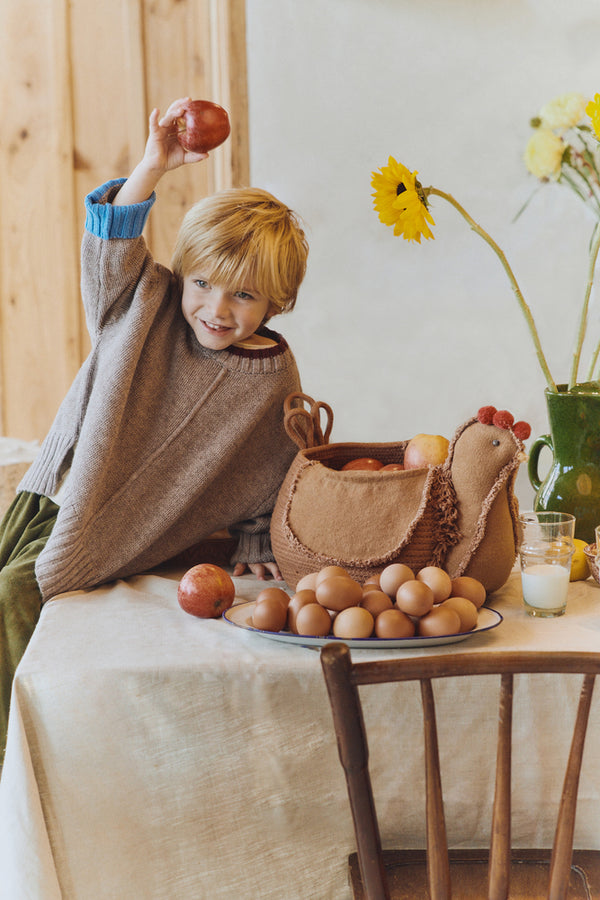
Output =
[{"x1": 0, "y1": 492, "x2": 58, "y2": 763}]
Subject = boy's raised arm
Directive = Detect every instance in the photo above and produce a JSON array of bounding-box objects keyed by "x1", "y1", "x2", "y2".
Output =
[{"x1": 113, "y1": 97, "x2": 208, "y2": 207}]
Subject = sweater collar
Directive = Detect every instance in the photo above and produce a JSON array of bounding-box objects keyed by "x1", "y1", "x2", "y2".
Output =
[
  {"x1": 228, "y1": 325, "x2": 288, "y2": 358},
  {"x1": 189, "y1": 325, "x2": 293, "y2": 373}
]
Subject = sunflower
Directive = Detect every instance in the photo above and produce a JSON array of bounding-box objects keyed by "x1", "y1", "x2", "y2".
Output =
[{"x1": 371, "y1": 156, "x2": 435, "y2": 243}]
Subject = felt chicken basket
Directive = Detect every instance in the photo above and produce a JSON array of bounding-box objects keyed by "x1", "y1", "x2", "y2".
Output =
[{"x1": 270, "y1": 394, "x2": 529, "y2": 594}]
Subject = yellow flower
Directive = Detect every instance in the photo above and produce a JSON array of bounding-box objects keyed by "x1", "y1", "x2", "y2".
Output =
[
  {"x1": 586, "y1": 93, "x2": 600, "y2": 140},
  {"x1": 523, "y1": 128, "x2": 565, "y2": 180},
  {"x1": 539, "y1": 92, "x2": 587, "y2": 131},
  {"x1": 371, "y1": 156, "x2": 435, "y2": 243}
]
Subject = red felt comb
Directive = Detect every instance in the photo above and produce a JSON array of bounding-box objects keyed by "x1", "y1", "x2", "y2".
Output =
[
  {"x1": 512, "y1": 421, "x2": 531, "y2": 441},
  {"x1": 477, "y1": 405, "x2": 496, "y2": 425},
  {"x1": 477, "y1": 406, "x2": 531, "y2": 441}
]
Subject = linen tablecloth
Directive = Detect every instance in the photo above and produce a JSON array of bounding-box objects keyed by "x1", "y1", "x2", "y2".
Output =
[{"x1": 1, "y1": 568, "x2": 600, "y2": 899}]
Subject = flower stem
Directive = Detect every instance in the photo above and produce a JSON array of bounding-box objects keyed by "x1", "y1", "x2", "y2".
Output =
[
  {"x1": 570, "y1": 223, "x2": 600, "y2": 387},
  {"x1": 588, "y1": 345, "x2": 600, "y2": 381},
  {"x1": 426, "y1": 187, "x2": 558, "y2": 392},
  {"x1": 561, "y1": 165, "x2": 600, "y2": 218}
]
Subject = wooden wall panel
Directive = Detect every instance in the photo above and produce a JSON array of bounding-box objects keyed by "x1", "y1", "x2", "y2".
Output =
[
  {"x1": 0, "y1": 0, "x2": 248, "y2": 441},
  {"x1": 0, "y1": 0, "x2": 81, "y2": 442}
]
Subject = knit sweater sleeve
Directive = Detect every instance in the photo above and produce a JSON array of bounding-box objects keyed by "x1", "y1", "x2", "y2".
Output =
[
  {"x1": 81, "y1": 179, "x2": 163, "y2": 338},
  {"x1": 228, "y1": 513, "x2": 277, "y2": 566},
  {"x1": 84, "y1": 179, "x2": 155, "y2": 239}
]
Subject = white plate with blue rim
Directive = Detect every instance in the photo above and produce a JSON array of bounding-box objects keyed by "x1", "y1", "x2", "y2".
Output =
[{"x1": 223, "y1": 601, "x2": 502, "y2": 649}]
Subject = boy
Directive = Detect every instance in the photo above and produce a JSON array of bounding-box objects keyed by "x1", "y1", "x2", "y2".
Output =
[{"x1": 0, "y1": 97, "x2": 308, "y2": 754}]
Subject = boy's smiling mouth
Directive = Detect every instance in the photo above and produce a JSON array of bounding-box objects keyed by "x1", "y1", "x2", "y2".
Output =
[{"x1": 201, "y1": 319, "x2": 231, "y2": 333}]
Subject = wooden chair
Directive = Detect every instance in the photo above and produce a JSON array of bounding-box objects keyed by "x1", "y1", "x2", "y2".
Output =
[{"x1": 320, "y1": 643, "x2": 600, "y2": 899}]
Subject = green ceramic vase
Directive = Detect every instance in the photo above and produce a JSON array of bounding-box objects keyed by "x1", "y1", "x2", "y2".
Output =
[{"x1": 528, "y1": 385, "x2": 600, "y2": 543}]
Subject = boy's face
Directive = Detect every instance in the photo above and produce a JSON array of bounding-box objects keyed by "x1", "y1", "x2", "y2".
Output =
[{"x1": 181, "y1": 273, "x2": 273, "y2": 350}]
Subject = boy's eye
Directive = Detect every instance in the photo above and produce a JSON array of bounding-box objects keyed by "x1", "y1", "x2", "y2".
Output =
[
  {"x1": 234, "y1": 290, "x2": 254, "y2": 301},
  {"x1": 194, "y1": 279, "x2": 208, "y2": 289}
]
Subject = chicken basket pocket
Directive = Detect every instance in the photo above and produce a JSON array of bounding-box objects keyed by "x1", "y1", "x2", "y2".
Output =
[{"x1": 270, "y1": 394, "x2": 528, "y2": 593}]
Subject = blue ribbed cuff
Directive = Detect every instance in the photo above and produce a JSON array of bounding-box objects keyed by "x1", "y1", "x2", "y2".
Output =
[{"x1": 84, "y1": 179, "x2": 156, "y2": 239}]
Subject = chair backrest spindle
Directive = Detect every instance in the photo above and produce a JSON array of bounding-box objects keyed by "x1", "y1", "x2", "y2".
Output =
[
  {"x1": 548, "y1": 672, "x2": 595, "y2": 899},
  {"x1": 324, "y1": 639, "x2": 390, "y2": 900},
  {"x1": 421, "y1": 678, "x2": 451, "y2": 899},
  {"x1": 488, "y1": 672, "x2": 513, "y2": 900}
]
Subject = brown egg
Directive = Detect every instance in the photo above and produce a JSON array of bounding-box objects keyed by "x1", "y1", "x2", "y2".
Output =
[
  {"x1": 362, "y1": 573, "x2": 381, "y2": 590},
  {"x1": 333, "y1": 606, "x2": 375, "y2": 639},
  {"x1": 375, "y1": 608, "x2": 415, "y2": 639},
  {"x1": 450, "y1": 576, "x2": 487, "y2": 608},
  {"x1": 252, "y1": 597, "x2": 288, "y2": 632},
  {"x1": 442, "y1": 596, "x2": 478, "y2": 632},
  {"x1": 418, "y1": 606, "x2": 461, "y2": 637},
  {"x1": 316, "y1": 565, "x2": 349, "y2": 585},
  {"x1": 256, "y1": 587, "x2": 290, "y2": 611},
  {"x1": 361, "y1": 590, "x2": 393, "y2": 618},
  {"x1": 287, "y1": 589, "x2": 317, "y2": 633},
  {"x1": 416, "y1": 566, "x2": 452, "y2": 603},
  {"x1": 379, "y1": 563, "x2": 415, "y2": 598},
  {"x1": 395, "y1": 580, "x2": 435, "y2": 617},
  {"x1": 295, "y1": 571, "x2": 319, "y2": 592},
  {"x1": 295, "y1": 603, "x2": 332, "y2": 637},
  {"x1": 379, "y1": 463, "x2": 405, "y2": 471},
  {"x1": 316, "y1": 575, "x2": 363, "y2": 611}
]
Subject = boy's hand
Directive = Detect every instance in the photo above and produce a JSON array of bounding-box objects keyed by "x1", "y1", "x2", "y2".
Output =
[
  {"x1": 113, "y1": 98, "x2": 208, "y2": 206},
  {"x1": 145, "y1": 98, "x2": 209, "y2": 174},
  {"x1": 232, "y1": 562, "x2": 284, "y2": 581}
]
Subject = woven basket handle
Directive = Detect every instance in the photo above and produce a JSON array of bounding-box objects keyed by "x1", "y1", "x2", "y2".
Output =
[{"x1": 284, "y1": 392, "x2": 334, "y2": 450}]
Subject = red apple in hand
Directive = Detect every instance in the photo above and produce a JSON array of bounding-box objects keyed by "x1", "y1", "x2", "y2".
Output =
[
  {"x1": 177, "y1": 563, "x2": 235, "y2": 618},
  {"x1": 176, "y1": 100, "x2": 231, "y2": 153}
]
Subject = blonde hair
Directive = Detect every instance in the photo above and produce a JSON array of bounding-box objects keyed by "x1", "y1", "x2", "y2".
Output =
[{"x1": 171, "y1": 187, "x2": 309, "y2": 315}]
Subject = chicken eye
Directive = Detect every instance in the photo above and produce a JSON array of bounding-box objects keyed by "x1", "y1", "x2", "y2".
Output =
[{"x1": 492, "y1": 439, "x2": 500, "y2": 447}]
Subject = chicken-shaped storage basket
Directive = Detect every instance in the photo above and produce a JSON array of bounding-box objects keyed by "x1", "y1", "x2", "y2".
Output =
[{"x1": 270, "y1": 394, "x2": 530, "y2": 593}]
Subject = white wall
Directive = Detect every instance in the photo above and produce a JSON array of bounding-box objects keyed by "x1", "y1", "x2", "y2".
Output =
[{"x1": 246, "y1": 0, "x2": 600, "y2": 506}]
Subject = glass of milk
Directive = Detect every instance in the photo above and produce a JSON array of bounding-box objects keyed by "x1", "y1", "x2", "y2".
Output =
[{"x1": 518, "y1": 512, "x2": 575, "y2": 617}]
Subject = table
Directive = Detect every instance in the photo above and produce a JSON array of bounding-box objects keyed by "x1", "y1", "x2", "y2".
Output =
[{"x1": 1, "y1": 568, "x2": 600, "y2": 899}]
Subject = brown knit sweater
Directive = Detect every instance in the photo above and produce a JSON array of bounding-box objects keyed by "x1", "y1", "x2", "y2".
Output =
[{"x1": 18, "y1": 180, "x2": 301, "y2": 601}]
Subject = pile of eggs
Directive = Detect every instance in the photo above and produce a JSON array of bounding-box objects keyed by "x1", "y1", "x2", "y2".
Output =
[{"x1": 251, "y1": 564, "x2": 487, "y2": 640}]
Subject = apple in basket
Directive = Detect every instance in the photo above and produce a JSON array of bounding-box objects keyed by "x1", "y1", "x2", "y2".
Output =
[
  {"x1": 403, "y1": 433, "x2": 450, "y2": 469},
  {"x1": 178, "y1": 563, "x2": 235, "y2": 618},
  {"x1": 176, "y1": 100, "x2": 231, "y2": 153},
  {"x1": 341, "y1": 458, "x2": 384, "y2": 471}
]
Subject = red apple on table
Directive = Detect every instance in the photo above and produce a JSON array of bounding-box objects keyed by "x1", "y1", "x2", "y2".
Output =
[
  {"x1": 176, "y1": 100, "x2": 231, "y2": 153},
  {"x1": 177, "y1": 563, "x2": 235, "y2": 618}
]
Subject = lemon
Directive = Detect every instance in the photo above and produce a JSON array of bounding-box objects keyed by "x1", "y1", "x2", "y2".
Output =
[{"x1": 570, "y1": 538, "x2": 590, "y2": 581}]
